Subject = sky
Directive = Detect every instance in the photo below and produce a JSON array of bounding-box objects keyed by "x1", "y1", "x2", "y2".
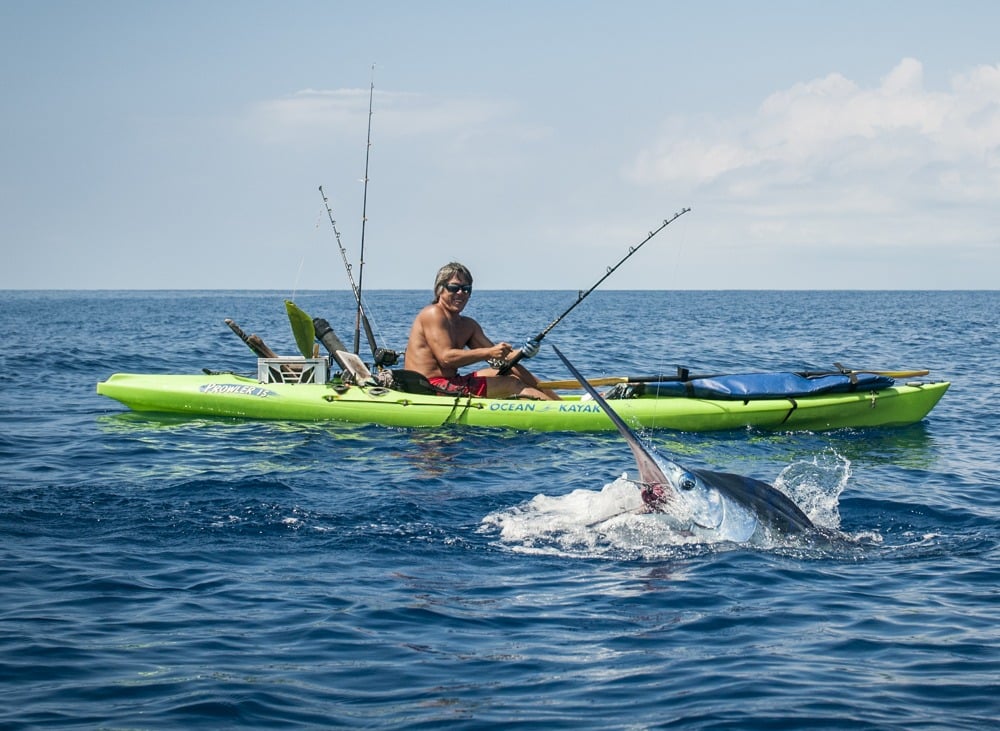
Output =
[{"x1": 3, "y1": 1, "x2": 999, "y2": 290}]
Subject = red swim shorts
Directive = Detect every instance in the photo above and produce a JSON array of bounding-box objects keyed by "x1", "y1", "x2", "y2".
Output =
[{"x1": 428, "y1": 373, "x2": 489, "y2": 397}]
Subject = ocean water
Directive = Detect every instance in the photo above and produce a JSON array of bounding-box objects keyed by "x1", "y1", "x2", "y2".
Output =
[{"x1": 1, "y1": 289, "x2": 997, "y2": 730}]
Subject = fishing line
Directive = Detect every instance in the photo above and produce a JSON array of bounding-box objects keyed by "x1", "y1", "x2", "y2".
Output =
[
  {"x1": 645, "y1": 212, "x2": 692, "y2": 427},
  {"x1": 499, "y1": 207, "x2": 691, "y2": 375},
  {"x1": 289, "y1": 255, "x2": 307, "y2": 303}
]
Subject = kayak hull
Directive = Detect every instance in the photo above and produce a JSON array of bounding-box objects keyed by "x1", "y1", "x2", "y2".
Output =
[{"x1": 96, "y1": 372, "x2": 950, "y2": 432}]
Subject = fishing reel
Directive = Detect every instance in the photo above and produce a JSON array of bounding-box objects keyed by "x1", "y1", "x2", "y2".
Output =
[{"x1": 373, "y1": 348, "x2": 399, "y2": 368}]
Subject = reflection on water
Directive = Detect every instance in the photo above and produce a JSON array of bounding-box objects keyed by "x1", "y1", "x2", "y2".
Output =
[
  {"x1": 819, "y1": 423, "x2": 939, "y2": 468},
  {"x1": 392, "y1": 428, "x2": 470, "y2": 478}
]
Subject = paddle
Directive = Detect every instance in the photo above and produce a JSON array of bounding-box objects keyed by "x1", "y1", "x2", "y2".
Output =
[
  {"x1": 537, "y1": 368, "x2": 931, "y2": 390},
  {"x1": 285, "y1": 300, "x2": 318, "y2": 358},
  {"x1": 538, "y1": 376, "x2": 648, "y2": 390}
]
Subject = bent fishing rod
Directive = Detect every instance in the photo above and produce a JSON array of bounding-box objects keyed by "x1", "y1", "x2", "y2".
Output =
[
  {"x1": 497, "y1": 207, "x2": 691, "y2": 375},
  {"x1": 318, "y1": 185, "x2": 380, "y2": 360}
]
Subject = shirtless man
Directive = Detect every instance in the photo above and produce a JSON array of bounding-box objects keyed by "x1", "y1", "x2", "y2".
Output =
[{"x1": 404, "y1": 262, "x2": 560, "y2": 400}]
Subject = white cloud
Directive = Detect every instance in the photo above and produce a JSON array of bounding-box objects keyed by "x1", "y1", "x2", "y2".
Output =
[
  {"x1": 245, "y1": 87, "x2": 544, "y2": 145},
  {"x1": 240, "y1": 87, "x2": 553, "y2": 184},
  {"x1": 628, "y1": 58, "x2": 1000, "y2": 211}
]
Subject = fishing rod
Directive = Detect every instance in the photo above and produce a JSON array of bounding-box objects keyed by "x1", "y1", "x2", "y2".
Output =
[
  {"x1": 318, "y1": 185, "x2": 380, "y2": 360},
  {"x1": 497, "y1": 207, "x2": 691, "y2": 375},
  {"x1": 354, "y1": 65, "x2": 376, "y2": 357}
]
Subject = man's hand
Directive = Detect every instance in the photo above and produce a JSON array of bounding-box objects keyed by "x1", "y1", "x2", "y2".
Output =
[{"x1": 488, "y1": 342, "x2": 513, "y2": 361}]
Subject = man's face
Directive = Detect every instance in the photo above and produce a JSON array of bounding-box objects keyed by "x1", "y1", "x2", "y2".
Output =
[{"x1": 440, "y1": 278, "x2": 472, "y2": 311}]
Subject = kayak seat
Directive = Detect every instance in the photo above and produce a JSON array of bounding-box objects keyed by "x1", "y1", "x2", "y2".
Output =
[{"x1": 388, "y1": 369, "x2": 459, "y2": 396}]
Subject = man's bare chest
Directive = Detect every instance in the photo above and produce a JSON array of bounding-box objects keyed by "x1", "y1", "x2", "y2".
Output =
[{"x1": 444, "y1": 317, "x2": 476, "y2": 346}]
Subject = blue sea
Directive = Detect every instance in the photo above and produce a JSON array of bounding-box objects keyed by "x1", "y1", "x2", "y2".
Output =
[{"x1": 1, "y1": 289, "x2": 998, "y2": 730}]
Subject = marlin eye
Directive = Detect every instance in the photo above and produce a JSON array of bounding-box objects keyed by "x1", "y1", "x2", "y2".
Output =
[{"x1": 680, "y1": 477, "x2": 696, "y2": 491}]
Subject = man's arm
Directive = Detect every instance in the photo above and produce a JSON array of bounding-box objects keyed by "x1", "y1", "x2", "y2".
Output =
[{"x1": 422, "y1": 311, "x2": 510, "y2": 371}]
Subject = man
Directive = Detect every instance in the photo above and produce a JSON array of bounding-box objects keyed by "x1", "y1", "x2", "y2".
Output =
[{"x1": 404, "y1": 262, "x2": 560, "y2": 400}]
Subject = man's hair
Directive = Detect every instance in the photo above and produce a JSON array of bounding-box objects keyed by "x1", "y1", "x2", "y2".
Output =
[{"x1": 432, "y1": 262, "x2": 473, "y2": 303}]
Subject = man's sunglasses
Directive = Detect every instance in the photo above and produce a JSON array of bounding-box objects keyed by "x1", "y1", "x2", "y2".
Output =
[{"x1": 443, "y1": 283, "x2": 473, "y2": 294}]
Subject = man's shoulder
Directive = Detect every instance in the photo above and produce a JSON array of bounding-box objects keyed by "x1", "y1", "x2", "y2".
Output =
[
  {"x1": 419, "y1": 304, "x2": 478, "y2": 326},
  {"x1": 417, "y1": 303, "x2": 445, "y2": 322}
]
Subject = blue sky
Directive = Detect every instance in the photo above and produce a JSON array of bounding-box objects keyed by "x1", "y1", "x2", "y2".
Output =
[{"x1": 3, "y1": 1, "x2": 999, "y2": 290}]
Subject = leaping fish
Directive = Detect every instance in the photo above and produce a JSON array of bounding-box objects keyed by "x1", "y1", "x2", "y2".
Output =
[{"x1": 551, "y1": 345, "x2": 824, "y2": 544}]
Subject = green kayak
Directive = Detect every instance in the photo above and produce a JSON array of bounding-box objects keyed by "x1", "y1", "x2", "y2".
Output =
[{"x1": 96, "y1": 370, "x2": 949, "y2": 432}]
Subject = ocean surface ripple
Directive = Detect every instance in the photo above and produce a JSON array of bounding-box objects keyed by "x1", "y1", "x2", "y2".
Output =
[{"x1": 1, "y1": 289, "x2": 997, "y2": 729}]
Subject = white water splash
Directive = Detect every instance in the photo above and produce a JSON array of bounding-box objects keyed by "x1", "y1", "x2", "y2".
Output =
[
  {"x1": 775, "y1": 449, "x2": 852, "y2": 530},
  {"x1": 483, "y1": 475, "x2": 721, "y2": 558},
  {"x1": 483, "y1": 452, "x2": 867, "y2": 556}
]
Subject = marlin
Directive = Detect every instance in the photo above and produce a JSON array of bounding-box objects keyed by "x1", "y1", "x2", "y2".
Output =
[{"x1": 551, "y1": 345, "x2": 822, "y2": 544}]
